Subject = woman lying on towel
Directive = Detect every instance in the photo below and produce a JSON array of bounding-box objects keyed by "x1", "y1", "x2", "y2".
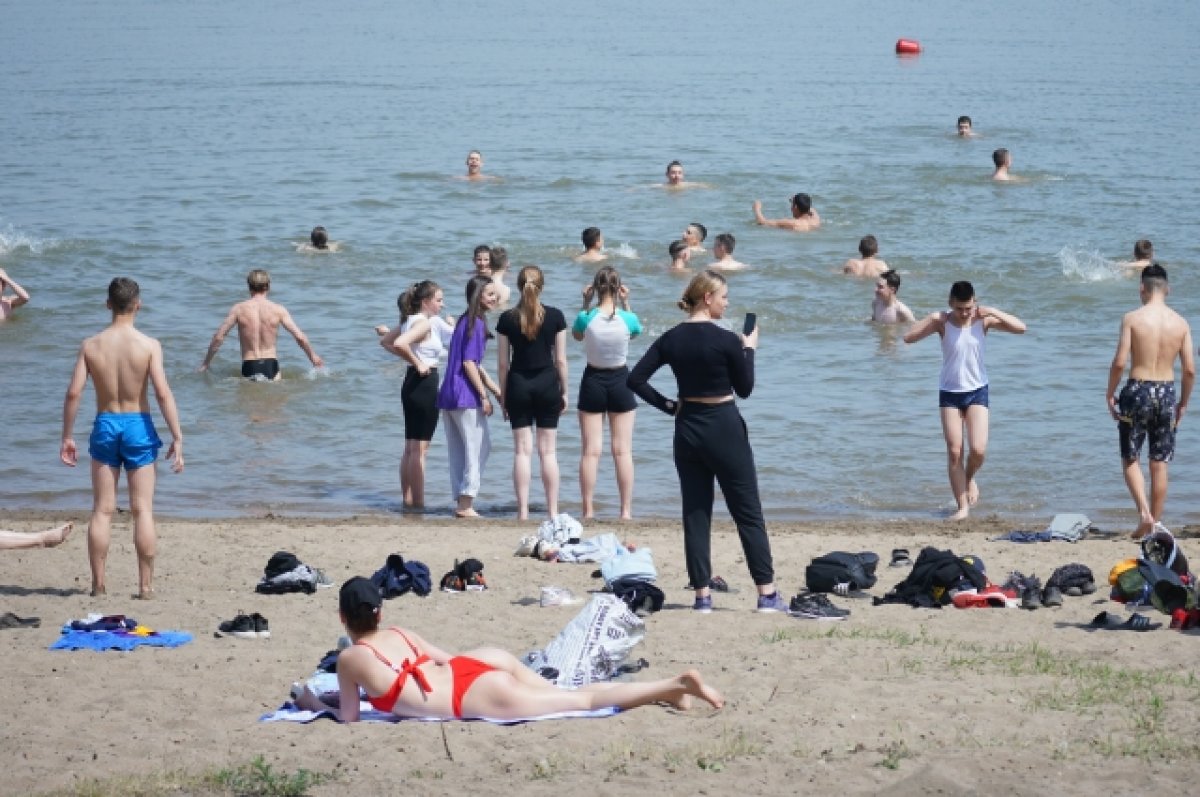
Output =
[{"x1": 295, "y1": 576, "x2": 723, "y2": 722}]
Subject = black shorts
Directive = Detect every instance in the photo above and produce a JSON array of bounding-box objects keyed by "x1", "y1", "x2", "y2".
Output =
[
  {"x1": 505, "y1": 368, "x2": 563, "y2": 429},
  {"x1": 402, "y1": 367, "x2": 440, "y2": 441},
  {"x1": 577, "y1": 365, "x2": 638, "y2": 414},
  {"x1": 241, "y1": 358, "x2": 280, "y2": 380}
]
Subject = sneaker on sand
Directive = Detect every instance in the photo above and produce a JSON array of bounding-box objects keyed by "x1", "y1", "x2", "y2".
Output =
[
  {"x1": 251, "y1": 612, "x2": 271, "y2": 638},
  {"x1": 217, "y1": 612, "x2": 258, "y2": 639},
  {"x1": 1041, "y1": 585, "x2": 1064, "y2": 608},
  {"x1": 788, "y1": 592, "x2": 850, "y2": 621},
  {"x1": 539, "y1": 587, "x2": 581, "y2": 607},
  {"x1": 693, "y1": 595, "x2": 713, "y2": 614},
  {"x1": 755, "y1": 592, "x2": 788, "y2": 614}
]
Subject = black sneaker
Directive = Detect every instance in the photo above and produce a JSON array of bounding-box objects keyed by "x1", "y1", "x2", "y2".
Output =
[
  {"x1": 1021, "y1": 577, "x2": 1043, "y2": 611},
  {"x1": 218, "y1": 612, "x2": 258, "y2": 639},
  {"x1": 251, "y1": 612, "x2": 271, "y2": 638},
  {"x1": 788, "y1": 592, "x2": 850, "y2": 621},
  {"x1": 1041, "y1": 584, "x2": 1064, "y2": 608}
]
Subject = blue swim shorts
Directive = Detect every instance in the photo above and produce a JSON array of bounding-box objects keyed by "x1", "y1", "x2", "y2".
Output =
[
  {"x1": 939, "y1": 384, "x2": 989, "y2": 411},
  {"x1": 88, "y1": 413, "x2": 162, "y2": 470}
]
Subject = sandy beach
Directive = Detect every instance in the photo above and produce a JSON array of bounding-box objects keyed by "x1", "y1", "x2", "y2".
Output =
[{"x1": 2, "y1": 509, "x2": 1198, "y2": 796}]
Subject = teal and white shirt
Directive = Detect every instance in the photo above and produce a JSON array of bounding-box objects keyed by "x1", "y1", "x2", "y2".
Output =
[{"x1": 573, "y1": 308, "x2": 642, "y2": 368}]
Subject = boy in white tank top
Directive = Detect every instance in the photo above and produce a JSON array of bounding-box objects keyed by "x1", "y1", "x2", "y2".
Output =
[{"x1": 904, "y1": 281, "x2": 1025, "y2": 521}]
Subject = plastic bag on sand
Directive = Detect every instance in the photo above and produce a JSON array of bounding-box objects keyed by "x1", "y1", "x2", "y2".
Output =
[{"x1": 524, "y1": 594, "x2": 644, "y2": 688}]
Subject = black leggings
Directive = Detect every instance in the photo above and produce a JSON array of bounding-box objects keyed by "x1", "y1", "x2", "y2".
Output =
[
  {"x1": 673, "y1": 401, "x2": 774, "y2": 588},
  {"x1": 401, "y1": 367, "x2": 440, "y2": 441}
]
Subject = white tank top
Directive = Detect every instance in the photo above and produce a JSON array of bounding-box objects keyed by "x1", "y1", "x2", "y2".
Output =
[
  {"x1": 939, "y1": 318, "x2": 987, "y2": 392},
  {"x1": 401, "y1": 313, "x2": 453, "y2": 368}
]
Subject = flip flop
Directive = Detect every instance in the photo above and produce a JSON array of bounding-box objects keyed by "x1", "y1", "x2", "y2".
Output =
[
  {"x1": 889, "y1": 548, "x2": 912, "y2": 568},
  {"x1": 0, "y1": 612, "x2": 41, "y2": 629},
  {"x1": 1090, "y1": 611, "x2": 1162, "y2": 631}
]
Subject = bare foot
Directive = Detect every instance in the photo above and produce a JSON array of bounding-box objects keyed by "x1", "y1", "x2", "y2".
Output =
[
  {"x1": 90, "y1": 585, "x2": 106, "y2": 597},
  {"x1": 679, "y1": 669, "x2": 723, "y2": 709},
  {"x1": 1131, "y1": 518, "x2": 1154, "y2": 540},
  {"x1": 40, "y1": 523, "x2": 73, "y2": 548},
  {"x1": 132, "y1": 589, "x2": 155, "y2": 600},
  {"x1": 455, "y1": 509, "x2": 481, "y2": 519},
  {"x1": 619, "y1": 513, "x2": 633, "y2": 521},
  {"x1": 947, "y1": 506, "x2": 970, "y2": 522},
  {"x1": 967, "y1": 480, "x2": 980, "y2": 507},
  {"x1": 671, "y1": 693, "x2": 694, "y2": 711},
  {"x1": 295, "y1": 684, "x2": 326, "y2": 712}
]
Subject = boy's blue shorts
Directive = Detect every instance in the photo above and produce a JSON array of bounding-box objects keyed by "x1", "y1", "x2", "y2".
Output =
[{"x1": 89, "y1": 413, "x2": 162, "y2": 470}]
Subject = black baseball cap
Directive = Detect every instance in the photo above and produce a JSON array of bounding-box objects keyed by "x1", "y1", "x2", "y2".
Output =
[{"x1": 339, "y1": 576, "x2": 382, "y2": 614}]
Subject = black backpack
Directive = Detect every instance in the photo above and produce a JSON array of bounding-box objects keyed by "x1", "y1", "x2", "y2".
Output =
[{"x1": 805, "y1": 551, "x2": 879, "y2": 593}]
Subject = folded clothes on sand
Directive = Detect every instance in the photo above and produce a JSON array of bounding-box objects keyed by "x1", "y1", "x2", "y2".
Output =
[{"x1": 51, "y1": 629, "x2": 193, "y2": 651}]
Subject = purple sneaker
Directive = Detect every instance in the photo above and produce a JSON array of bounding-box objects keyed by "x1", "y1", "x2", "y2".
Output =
[
  {"x1": 693, "y1": 595, "x2": 713, "y2": 614},
  {"x1": 755, "y1": 592, "x2": 787, "y2": 613}
]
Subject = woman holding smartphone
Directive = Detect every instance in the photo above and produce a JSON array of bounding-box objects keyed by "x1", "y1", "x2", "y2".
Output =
[{"x1": 627, "y1": 270, "x2": 784, "y2": 614}]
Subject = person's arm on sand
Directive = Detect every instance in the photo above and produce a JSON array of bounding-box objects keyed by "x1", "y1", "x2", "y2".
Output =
[
  {"x1": 979, "y1": 305, "x2": 1026, "y2": 334},
  {"x1": 497, "y1": 335, "x2": 511, "y2": 420},
  {"x1": 59, "y1": 345, "x2": 88, "y2": 466},
  {"x1": 1107, "y1": 315, "x2": 1131, "y2": 421},
  {"x1": 148, "y1": 338, "x2": 184, "y2": 473},
  {"x1": 554, "y1": 327, "x2": 569, "y2": 414},
  {"x1": 0, "y1": 269, "x2": 30, "y2": 308},
  {"x1": 280, "y1": 309, "x2": 324, "y2": 368},
  {"x1": 1177, "y1": 326, "x2": 1195, "y2": 426},
  {"x1": 903, "y1": 312, "x2": 943, "y2": 345},
  {"x1": 380, "y1": 319, "x2": 431, "y2": 374},
  {"x1": 200, "y1": 308, "x2": 238, "y2": 371}
]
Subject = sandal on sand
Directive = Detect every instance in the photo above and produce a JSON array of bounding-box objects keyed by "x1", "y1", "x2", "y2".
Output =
[
  {"x1": 1090, "y1": 611, "x2": 1161, "y2": 632},
  {"x1": 0, "y1": 612, "x2": 41, "y2": 629},
  {"x1": 889, "y1": 548, "x2": 912, "y2": 568}
]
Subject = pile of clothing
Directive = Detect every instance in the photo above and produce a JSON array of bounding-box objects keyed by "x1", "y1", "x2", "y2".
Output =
[{"x1": 256, "y1": 551, "x2": 331, "y2": 595}]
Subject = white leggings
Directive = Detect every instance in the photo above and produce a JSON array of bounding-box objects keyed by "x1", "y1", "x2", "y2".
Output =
[{"x1": 443, "y1": 408, "x2": 491, "y2": 498}]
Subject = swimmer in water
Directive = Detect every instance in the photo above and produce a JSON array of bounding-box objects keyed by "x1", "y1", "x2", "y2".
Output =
[
  {"x1": 682, "y1": 223, "x2": 707, "y2": 255},
  {"x1": 957, "y1": 116, "x2": 976, "y2": 138},
  {"x1": 1121, "y1": 239, "x2": 1154, "y2": 276},
  {"x1": 297, "y1": 226, "x2": 340, "y2": 253},
  {"x1": 0, "y1": 268, "x2": 31, "y2": 321},
  {"x1": 659, "y1": 160, "x2": 710, "y2": 190},
  {"x1": 668, "y1": 240, "x2": 691, "y2": 272},
  {"x1": 753, "y1": 193, "x2": 821, "y2": 232},
  {"x1": 709, "y1": 233, "x2": 749, "y2": 272},
  {"x1": 200, "y1": 269, "x2": 325, "y2": 380},
  {"x1": 843, "y1": 235, "x2": 889, "y2": 278},
  {"x1": 574, "y1": 227, "x2": 607, "y2": 264},
  {"x1": 991, "y1": 148, "x2": 1020, "y2": 182},
  {"x1": 462, "y1": 150, "x2": 496, "y2": 181},
  {"x1": 472, "y1": 245, "x2": 493, "y2": 278},
  {"x1": 870, "y1": 270, "x2": 915, "y2": 325}
]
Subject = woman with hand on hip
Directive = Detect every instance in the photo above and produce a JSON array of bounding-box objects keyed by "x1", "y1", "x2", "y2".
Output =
[
  {"x1": 377, "y1": 280, "x2": 454, "y2": 509},
  {"x1": 436, "y1": 275, "x2": 502, "y2": 519},
  {"x1": 627, "y1": 270, "x2": 785, "y2": 614},
  {"x1": 495, "y1": 266, "x2": 568, "y2": 520},
  {"x1": 573, "y1": 266, "x2": 641, "y2": 519}
]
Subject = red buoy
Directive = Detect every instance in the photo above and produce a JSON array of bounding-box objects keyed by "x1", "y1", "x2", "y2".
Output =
[{"x1": 895, "y1": 38, "x2": 922, "y2": 55}]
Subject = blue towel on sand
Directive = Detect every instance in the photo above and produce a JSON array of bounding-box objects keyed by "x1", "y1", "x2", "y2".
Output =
[
  {"x1": 259, "y1": 702, "x2": 618, "y2": 724},
  {"x1": 50, "y1": 630, "x2": 193, "y2": 651},
  {"x1": 992, "y1": 531, "x2": 1054, "y2": 543}
]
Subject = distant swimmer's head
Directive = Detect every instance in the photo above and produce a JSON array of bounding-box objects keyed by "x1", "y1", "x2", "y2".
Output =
[
  {"x1": 669, "y1": 239, "x2": 690, "y2": 262},
  {"x1": 399, "y1": 279, "x2": 443, "y2": 322},
  {"x1": 490, "y1": 246, "x2": 509, "y2": 273},
  {"x1": 1141, "y1": 263, "x2": 1169, "y2": 296},
  {"x1": 714, "y1": 233, "x2": 735, "y2": 257},
  {"x1": 957, "y1": 116, "x2": 973, "y2": 136},
  {"x1": 591, "y1": 265, "x2": 623, "y2": 302},
  {"x1": 466, "y1": 150, "x2": 483, "y2": 175},
  {"x1": 107, "y1": 277, "x2": 141, "y2": 314},
  {"x1": 876, "y1": 270, "x2": 901, "y2": 298},
  {"x1": 790, "y1": 193, "x2": 812, "y2": 217},
  {"x1": 992, "y1": 148, "x2": 1010, "y2": 168},
  {"x1": 1134, "y1": 239, "x2": 1154, "y2": 261},
  {"x1": 339, "y1": 577, "x2": 382, "y2": 635},
  {"x1": 582, "y1": 227, "x2": 603, "y2": 251},
  {"x1": 247, "y1": 269, "x2": 271, "y2": 295},
  {"x1": 310, "y1": 226, "x2": 329, "y2": 250},
  {"x1": 858, "y1": 235, "x2": 879, "y2": 258},
  {"x1": 665, "y1": 160, "x2": 685, "y2": 185},
  {"x1": 473, "y1": 245, "x2": 493, "y2": 275},
  {"x1": 683, "y1": 223, "x2": 707, "y2": 246},
  {"x1": 948, "y1": 280, "x2": 976, "y2": 322},
  {"x1": 678, "y1": 269, "x2": 728, "y2": 318}
]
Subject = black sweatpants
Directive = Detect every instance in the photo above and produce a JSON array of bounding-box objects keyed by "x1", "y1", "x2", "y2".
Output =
[{"x1": 673, "y1": 401, "x2": 774, "y2": 589}]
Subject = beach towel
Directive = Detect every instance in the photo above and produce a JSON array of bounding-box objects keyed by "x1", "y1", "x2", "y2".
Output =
[
  {"x1": 51, "y1": 629, "x2": 193, "y2": 651},
  {"x1": 261, "y1": 672, "x2": 617, "y2": 724}
]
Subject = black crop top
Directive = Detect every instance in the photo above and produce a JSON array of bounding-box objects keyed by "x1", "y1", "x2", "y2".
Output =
[
  {"x1": 626, "y1": 321, "x2": 754, "y2": 415},
  {"x1": 495, "y1": 306, "x2": 566, "y2": 374}
]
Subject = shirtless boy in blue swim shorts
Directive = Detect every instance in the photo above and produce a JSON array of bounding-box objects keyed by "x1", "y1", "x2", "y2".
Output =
[
  {"x1": 61, "y1": 278, "x2": 184, "y2": 598},
  {"x1": 1107, "y1": 264, "x2": 1194, "y2": 539}
]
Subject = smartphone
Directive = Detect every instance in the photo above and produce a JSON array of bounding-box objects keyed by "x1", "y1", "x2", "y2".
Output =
[{"x1": 742, "y1": 312, "x2": 757, "y2": 336}]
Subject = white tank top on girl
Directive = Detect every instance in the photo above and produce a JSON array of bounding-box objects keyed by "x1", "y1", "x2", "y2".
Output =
[
  {"x1": 401, "y1": 313, "x2": 454, "y2": 368},
  {"x1": 939, "y1": 318, "x2": 987, "y2": 392}
]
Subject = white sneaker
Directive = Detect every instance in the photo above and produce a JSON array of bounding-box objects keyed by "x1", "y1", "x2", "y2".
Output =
[
  {"x1": 514, "y1": 535, "x2": 539, "y2": 557},
  {"x1": 540, "y1": 586, "x2": 581, "y2": 607}
]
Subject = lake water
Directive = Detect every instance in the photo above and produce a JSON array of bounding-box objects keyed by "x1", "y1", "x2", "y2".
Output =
[{"x1": 2, "y1": 0, "x2": 1199, "y2": 526}]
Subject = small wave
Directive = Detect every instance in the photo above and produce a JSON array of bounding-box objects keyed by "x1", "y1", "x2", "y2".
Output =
[
  {"x1": 0, "y1": 225, "x2": 56, "y2": 256},
  {"x1": 609, "y1": 243, "x2": 638, "y2": 259},
  {"x1": 1058, "y1": 245, "x2": 1123, "y2": 282}
]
